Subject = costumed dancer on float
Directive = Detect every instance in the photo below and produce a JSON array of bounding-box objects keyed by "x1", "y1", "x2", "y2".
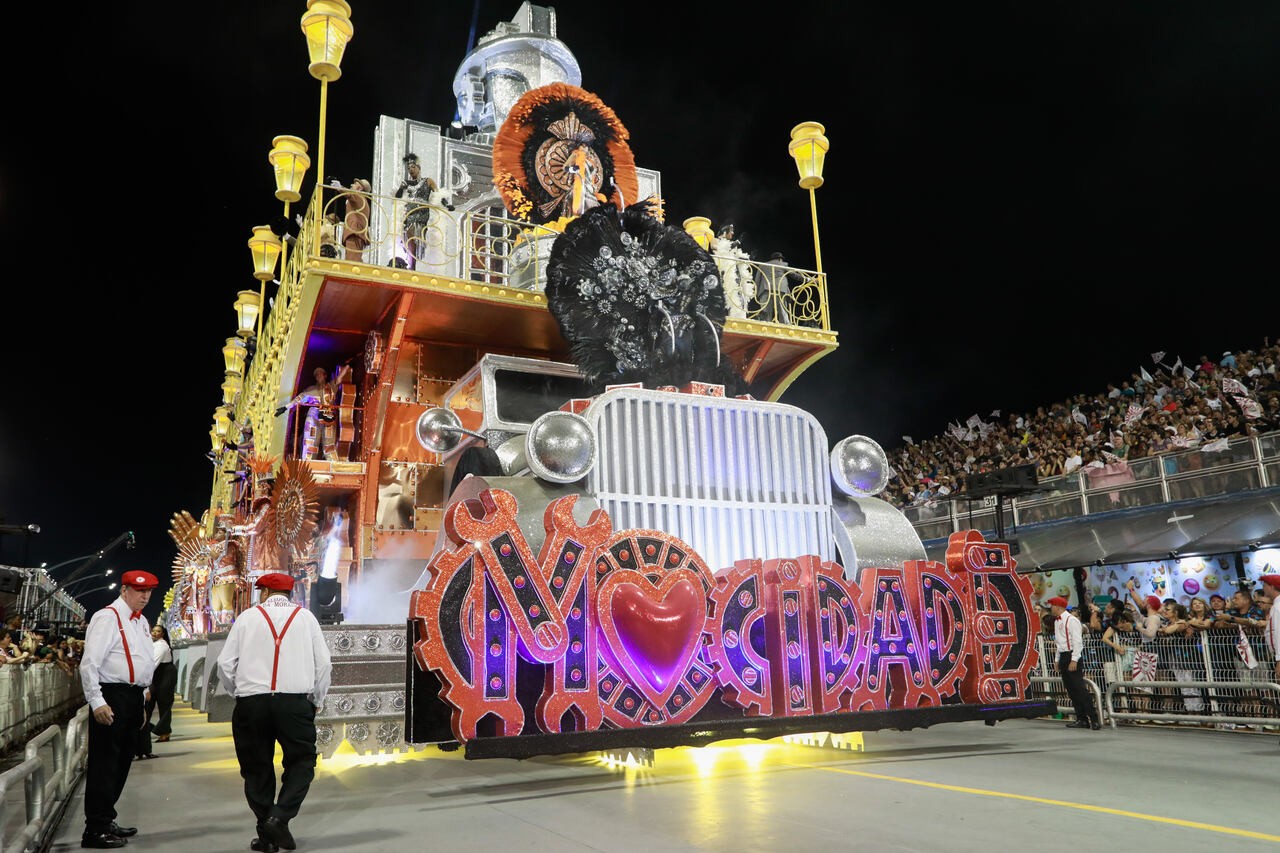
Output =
[
  {"x1": 209, "y1": 515, "x2": 248, "y2": 631},
  {"x1": 217, "y1": 573, "x2": 331, "y2": 853},
  {"x1": 711, "y1": 224, "x2": 755, "y2": 319},
  {"x1": 393, "y1": 153, "x2": 453, "y2": 269},
  {"x1": 275, "y1": 366, "x2": 352, "y2": 462},
  {"x1": 79, "y1": 570, "x2": 159, "y2": 849}
]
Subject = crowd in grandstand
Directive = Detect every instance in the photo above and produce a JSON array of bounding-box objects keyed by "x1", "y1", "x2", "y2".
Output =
[{"x1": 884, "y1": 338, "x2": 1280, "y2": 509}]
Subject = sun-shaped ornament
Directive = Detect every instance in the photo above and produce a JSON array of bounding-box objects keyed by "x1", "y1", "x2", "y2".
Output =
[{"x1": 265, "y1": 459, "x2": 320, "y2": 556}]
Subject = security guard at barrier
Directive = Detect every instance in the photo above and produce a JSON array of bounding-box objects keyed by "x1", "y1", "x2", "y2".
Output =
[
  {"x1": 79, "y1": 570, "x2": 158, "y2": 848},
  {"x1": 217, "y1": 572, "x2": 331, "y2": 853}
]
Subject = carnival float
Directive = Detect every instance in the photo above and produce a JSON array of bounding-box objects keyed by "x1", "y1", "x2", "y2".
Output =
[{"x1": 166, "y1": 1, "x2": 1052, "y2": 758}]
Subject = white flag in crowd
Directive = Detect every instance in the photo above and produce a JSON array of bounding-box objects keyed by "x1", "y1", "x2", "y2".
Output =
[
  {"x1": 1151, "y1": 351, "x2": 1166, "y2": 365},
  {"x1": 948, "y1": 422, "x2": 967, "y2": 442},
  {"x1": 902, "y1": 435, "x2": 914, "y2": 446},
  {"x1": 1238, "y1": 625, "x2": 1259, "y2": 670},
  {"x1": 1235, "y1": 396, "x2": 1263, "y2": 419},
  {"x1": 1124, "y1": 403, "x2": 1146, "y2": 425},
  {"x1": 1139, "y1": 366, "x2": 1154, "y2": 383},
  {"x1": 1071, "y1": 406, "x2": 1089, "y2": 427},
  {"x1": 1172, "y1": 356, "x2": 1183, "y2": 373},
  {"x1": 1202, "y1": 437, "x2": 1230, "y2": 453},
  {"x1": 1222, "y1": 376, "x2": 1248, "y2": 397},
  {"x1": 1182, "y1": 366, "x2": 1194, "y2": 380},
  {"x1": 966, "y1": 414, "x2": 984, "y2": 429},
  {"x1": 990, "y1": 409, "x2": 1001, "y2": 418}
]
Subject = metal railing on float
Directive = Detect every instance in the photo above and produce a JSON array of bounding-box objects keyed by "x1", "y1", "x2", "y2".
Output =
[
  {"x1": 0, "y1": 704, "x2": 89, "y2": 853},
  {"x1": 305, "y1": 183, "x2": 831, "y2": 330},
  {"x1": 1033, "y1": 628, "x2": 1280, "y2": 732},
  {"x1": 903, "y1": 430, "x2": 1280, "y2": 539}
]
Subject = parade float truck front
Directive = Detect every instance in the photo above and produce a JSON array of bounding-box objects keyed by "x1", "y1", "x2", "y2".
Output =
[{"x1": 404, "y1": 354, "x2": 1050, "y2": 759}]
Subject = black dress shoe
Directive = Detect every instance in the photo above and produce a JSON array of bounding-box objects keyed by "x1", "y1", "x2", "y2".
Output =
[
  {"x1": 260, "y1": 817, "x2": 296, "y2": 851},
  {"x1": 1090, "y1": 721, "x2": 1102, "y2": 731},
  {"x1": 1065, "y1": 721, "x2": 1090, "y2": 728},
  {"x1": 81, "y1": 832, "x2": 126, "y2": 849},
  {"x1": 110, "y1": 823, "x2": 138, "y2": 837},
  {"x1": 250, "y1": 839, "x2": 279, "y2": 853}
]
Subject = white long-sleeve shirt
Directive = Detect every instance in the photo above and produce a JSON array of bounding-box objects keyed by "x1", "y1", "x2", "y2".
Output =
[
  {"x1": 216, "y1": 594, "x2": 331, "y2": 706},
  {"x1": 79, "y1": 598, "x2": 157, "y2": 711},
  {"x1": 153, "y1": 638, "x2": 173, "y2": 665},
  {"x1": 1054, "y1": 610, "x2": 1085, "y2": 663},
  {"x1": 1267, "y1": 605, "x2": 1280, "y2": 663}
]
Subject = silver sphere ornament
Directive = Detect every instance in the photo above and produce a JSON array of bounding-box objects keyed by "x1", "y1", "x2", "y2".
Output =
[
  {"x1": 831, "y1": 435, "x2": 890, "y2": 497},
  {"x1": 525, "y1": 411, "x2": 596, "y2": 483}
]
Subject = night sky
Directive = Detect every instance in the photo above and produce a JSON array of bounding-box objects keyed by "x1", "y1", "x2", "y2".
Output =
[{"x1": 3, "y1": 2, "x2": 1278, "y2": 611}]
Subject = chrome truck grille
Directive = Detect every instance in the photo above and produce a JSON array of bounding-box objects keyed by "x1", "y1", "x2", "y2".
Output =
[{"x1": 584, "y1": 389, "x2": 835, "y2": 573}]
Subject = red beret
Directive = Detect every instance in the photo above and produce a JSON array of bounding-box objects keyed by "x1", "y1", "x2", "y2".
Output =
[
  {"x1": 120, "y1": 570, "x2": 158, "y2": 590},
  {"x1": 1046, "y1": 596, "x2": 1069, "y2": 608},
  {"x1": 1260, "y1": 575, "x2": 1280, "y2": 591},
  {"x1": 255, "y1": 572, "x2": 295, "y2": 591},
  {"x1": 1145, "y1": 595, "x2": 1163, "y2": 612}
]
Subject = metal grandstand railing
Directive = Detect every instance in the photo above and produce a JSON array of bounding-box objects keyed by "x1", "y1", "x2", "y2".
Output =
[{"x1": 903, "y1": 430, "x2": 1280, "y2": 541}]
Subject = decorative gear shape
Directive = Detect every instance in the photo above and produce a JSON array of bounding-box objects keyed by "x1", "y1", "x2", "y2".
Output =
[{"x1": 265, "y1": 460, "x2": 320, "y2": 556}]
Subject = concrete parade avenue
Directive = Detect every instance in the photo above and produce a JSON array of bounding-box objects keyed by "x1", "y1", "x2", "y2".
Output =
[{"x1": 29, "y1": 702, "x2": 1280, "y2": 851}]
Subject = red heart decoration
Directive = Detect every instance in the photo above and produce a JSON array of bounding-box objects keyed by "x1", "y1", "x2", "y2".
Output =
[{"x1": 598, "y1": 570, "x2": 706, "y2": 708}]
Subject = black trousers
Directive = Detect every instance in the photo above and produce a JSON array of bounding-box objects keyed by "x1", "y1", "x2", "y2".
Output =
[
  {"x1": 1058, "y1": 651, "x2": 1099, "y2": 724},
  {"x1": 135, "y1": 662, "x2": 178, "y2": 755},
  {"x1": 84, "y1": 683, "x2": 145, "y2": 833},
  {"x1": 231, "y1": 693, "x2": 318, "y2": 823}
]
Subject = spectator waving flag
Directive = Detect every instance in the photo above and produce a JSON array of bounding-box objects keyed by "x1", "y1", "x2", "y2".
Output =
[
  {"x1": 1202, "y1": 437, "x2": 1230, "y2": 453},
  {"x1": 1139, "y1": 366, "x2": 1154, "y2": 383},
  {"x1": 1237, "y1": 625, "x2": 1259, "y2": 669},
  {"x1": 902, "y1": 435, "x2": 914, "y2": 446},
  {"x1": 1235, "y1": 396, "x2": 1263, "y2": 419},
  {"x1": 1222, "y1": 376, "x2": 1248, "y2": 397},
  {"x1": 1182, "y1": 365, "x2": 1194, "y2": 380},
  {"x1": 1071, "y1": 406, "x2": 1089, "y2": 427},
  {"x1": 1151, "y1": 351, "x2": 1166, "y2": 365},
  {"x1": 1124, "y1": 403, "x2": 1146, "y2": 425}
]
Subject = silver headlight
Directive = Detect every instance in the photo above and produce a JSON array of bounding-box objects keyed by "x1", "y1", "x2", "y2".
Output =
[
  {"x1": 525, "y1": 411, "x2": 596, "y2": 483},
  {"x1": 831, "y1": 435, "x2": 890, "y2": 497}
]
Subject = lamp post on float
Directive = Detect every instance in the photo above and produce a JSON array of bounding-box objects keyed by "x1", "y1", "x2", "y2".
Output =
[
  {"x1": 787, "y1": 121, "x2": 830, "y2": 329},
  {"x1": 268, "y1": 134, "x2": 310, "y2": 270},
  {"x1": 300, "y1": 0, "x2": 353, "y2": 252},
  {"x1": 246, "y1": 227, "x2": 282, "y2": 345}
]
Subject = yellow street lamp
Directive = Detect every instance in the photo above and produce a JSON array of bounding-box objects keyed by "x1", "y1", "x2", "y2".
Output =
[
  {"x1": 213, "y1": 407, "x2": 231, "y2": 437},
  {"x1": 268, "y1": 135, "x2": 311, "y2": 203},
  {"x1": 233, "y1": 290, "x2": 261, "y2": 339},
  {"x1": 682, "y1": 216, "x2": 714, "y2": 251},
  {"x1": 209, "y1": 428, "x2": 222, "y2": 452},
  {"x1": 788, "y1": 121, "x2": 830, "y2": 328},
  {"x1": 248, "y1": 225, "x2": 282, "y2": 342},
  {"x1": 268, "y1": 135, "x2": 310, "y2": 300},
  {"x1": 221, "y1": 373, "x2": 244, "y2": 407},
  {"x1": 300, "y1": 0, "x2": 354, "y2": 213},
  {"x1": 222, "y1": 337, "x2": 247, "y2": 375}
]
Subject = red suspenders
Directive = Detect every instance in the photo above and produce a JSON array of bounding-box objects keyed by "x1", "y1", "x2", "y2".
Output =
[
  {"x1": 108, "y1": 608, "x2": 136, "y2": 683},
  {"x1": 255, "y1": 604, "x2": 303, "y2": 691}
]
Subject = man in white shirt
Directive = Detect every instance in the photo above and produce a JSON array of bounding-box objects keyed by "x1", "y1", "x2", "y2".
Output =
[
  {"x1": 1261, "y1": 575, "x2": 1280, "y2": 686},
  {"x1": 79, "y1": 570, "x2": 159, "y2": 849},
  {"x1": 1048, "y1": 595, "x2": 1101, "y2": 730},
  {"x1": 218, "y1": 572, "x2": 332, "y2": 853}
]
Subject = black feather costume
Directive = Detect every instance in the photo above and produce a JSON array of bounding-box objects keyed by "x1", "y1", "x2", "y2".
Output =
[{"x1": 546, "y1": 201, "x2": 744, "y2": 395}]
